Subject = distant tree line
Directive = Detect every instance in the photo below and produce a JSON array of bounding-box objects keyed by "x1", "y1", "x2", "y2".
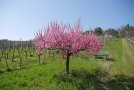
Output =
[
  {"x1": 85, "y1": 27, "x2": 118, "y2": 37},
  {"x1": 84, "y1": 24, "x2": 134, "y2": 38},
  {"x1": 118, "y1": 24, "x2": 134, "y2": 37}
]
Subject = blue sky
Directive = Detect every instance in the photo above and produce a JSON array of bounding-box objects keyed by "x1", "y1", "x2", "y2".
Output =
[{"x1": 0, "y1": 0, "x2": 134, "y2": 40}]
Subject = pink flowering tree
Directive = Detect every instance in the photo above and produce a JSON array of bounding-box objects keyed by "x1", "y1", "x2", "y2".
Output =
[{"x1": 33, "y1": 20, "x2": 102, "y2": 74}]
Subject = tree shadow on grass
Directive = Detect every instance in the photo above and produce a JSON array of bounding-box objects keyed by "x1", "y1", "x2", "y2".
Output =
[
  {"x1": 54, "y1": 69, "x2": 107, "y2": 90},
  {"x1": 54, "y1": 69, "x2": 134, "y2": 90},
  {"x1": 106, "y1": 58, "x2": 114, "y2": 61},
  {"x1": 0, "y1": 70, "x2": 5, "y2": 74},
  {"x1": 0, "y1": 68, "x2": 13, "y2": 74},
  {"x1": 106, "y1": 75, "x2": 134, "y2": 90},
  {"x1": 95, "y1": 56, "x2": 115, "y2": 61},
  {"x1": 0, "y1": 66, "x2": 32, "y2": 74}
]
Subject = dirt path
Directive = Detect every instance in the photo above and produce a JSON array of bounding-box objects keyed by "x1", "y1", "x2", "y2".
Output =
[
  {"x1": 98, "y1": 38, "x2": 134, "y2": 86},
  {"x1": 122, "y1": 39, "x2": 134, "y2": 76}
]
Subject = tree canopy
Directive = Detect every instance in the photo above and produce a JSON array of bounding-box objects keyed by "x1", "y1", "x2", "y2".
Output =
[{"x1": 94, "y1": 27, "x2": 103, "y2": 36}]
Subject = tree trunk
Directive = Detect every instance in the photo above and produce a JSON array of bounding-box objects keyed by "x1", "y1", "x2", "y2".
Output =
[
  {"x1": 48, "y1": 50, "x2": 51, "y2": 57},
  {"x1": 25, "y1": 41, "x2": 28, "y2": 60},
  {"x1": 66, "y1": 53, "x2": 70, "y2": 75},
  {"x1": 6, "y1": 53, "x2": 8, "y2": 59},
  {"x1": 43, "y1": 53, "x2": 46, "y2": 64},
  {"x1": 19, "y1": 51, "x2": 22, "y2": 68},
  {"x1": 62, "y1": 54, "x2": 65, "y2": 60},
  {"x1": 2, "y1": 44, "x2": 9, "y2": 69},
  {"x1": 4, "y1": 51, "x2": 9, "y2": 69},
  {"x1": 52, "y1": 50, "x2": 54, "y2": 61},
  {"x1": 19, "y1": 39, "x2": 22, "y2": 68},
  {"x1": 32, "y1": 47, "x2": 35, "y2": 56},
  {"x1": 0, "y1": 50, "x2": 3, "y2": 61},
  {"x1": 25, "y1": 51, "x2": 28, "y2": 60},
  {"x1": 11, "y1": 45, "x2": 15, "y2": 62},
  {"x1": 11, "y1": 51, "x2": 15, "y2": 62},
  {"x1": 38, "y1": 54, "x2": 40, "y2": 65}
]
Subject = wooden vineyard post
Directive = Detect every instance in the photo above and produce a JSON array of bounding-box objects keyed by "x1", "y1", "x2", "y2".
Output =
[
  {"x1": 11, "y1": 43, "x2": 15, "y2": 62},
  {"x1": 19, "y1": 39, "x2": 22, "y2": 68},
  {"x1": 2, "y1": 43, "x2": 9, "y2": 70},
  {"x1": 25, "y1": 41, "x2": 28, "y2": 60}
]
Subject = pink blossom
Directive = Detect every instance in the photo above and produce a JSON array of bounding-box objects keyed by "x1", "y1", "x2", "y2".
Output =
[{"x1": 33, "y1": 20, "x2": 102, "y2": 55}]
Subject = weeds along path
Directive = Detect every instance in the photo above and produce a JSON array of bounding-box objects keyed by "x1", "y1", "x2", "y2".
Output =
[{"x1": 102, "y1": 61, "x2": 112, "y2": 71}]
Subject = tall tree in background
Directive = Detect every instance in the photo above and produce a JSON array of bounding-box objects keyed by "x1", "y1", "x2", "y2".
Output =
[
  {"x1": 33, "y1": 20, "x2": 102, "y2": 75},
  {"x1": 119, "y1": 24, "x2": 134, "y2": 37},
  {"x1": 94, "y1": 27, "x2": 103, "y2": 36},
  {"x1": 105, "y1": 28, "x2": 118, "y2": 37}
]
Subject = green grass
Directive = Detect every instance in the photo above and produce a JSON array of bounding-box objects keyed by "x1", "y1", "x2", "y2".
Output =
[
  {"x1": 0, "y1": 57, "x2": 100, "y2": 90},
  {"x1": 109, "y1": 38, "x2": 134, "y2": 76},
  {"x1": 0, "y1": 38, "x2": 134, "y2": 90}
]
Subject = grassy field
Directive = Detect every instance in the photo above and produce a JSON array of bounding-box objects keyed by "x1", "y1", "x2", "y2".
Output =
[{"x1": 0, "y1": 38, "x2": 134, "y2": 90}]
